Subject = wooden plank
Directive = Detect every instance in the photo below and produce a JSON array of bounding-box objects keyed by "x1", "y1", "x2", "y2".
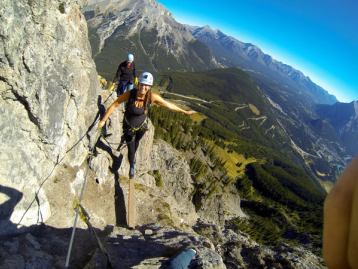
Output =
[{"x1": 127, "y1": 179, "x2": 136, "y2": 228}]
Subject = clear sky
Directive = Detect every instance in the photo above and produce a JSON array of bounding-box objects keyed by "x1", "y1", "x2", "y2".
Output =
[{"x1": 158, "y1": 0, "x2": 358, "y2": 102}]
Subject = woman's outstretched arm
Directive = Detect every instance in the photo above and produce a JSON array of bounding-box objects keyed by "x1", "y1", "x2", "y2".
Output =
[
  {"x1": 98, "y1": 91, "x2": 131, "y2": 128},
  {"x1": 152, "y1": 93, "x2": 196, "y2": 115}
]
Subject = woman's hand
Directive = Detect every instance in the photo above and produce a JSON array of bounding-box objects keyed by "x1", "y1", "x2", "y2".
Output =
[
  {"x1": 185, "y1": 110, "x2": 197, "y2": 115},
  {"x1": 151, "y1": 93, "x2": 197, "y2": 115},
  {"x1": 323, "y1": 156, "x2": 358, "y2": 268}
]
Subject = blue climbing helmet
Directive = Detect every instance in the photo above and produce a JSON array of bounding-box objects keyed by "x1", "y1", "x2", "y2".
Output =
[
  {"x1": 139, "y1": 72, "x2": 153, "y2": 86},
  {"x1": 127, "y1": 53, "x2": 134, "y2": 62}
]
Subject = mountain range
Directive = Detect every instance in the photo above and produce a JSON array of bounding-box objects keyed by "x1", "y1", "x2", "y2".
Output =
[{"x1": 83, "y1": 0, "x2": 336, "y2": 106}]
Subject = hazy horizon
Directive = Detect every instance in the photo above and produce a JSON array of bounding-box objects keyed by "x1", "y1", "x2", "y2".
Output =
[{"x1": 159, "y1": 0, "x2": 358, "y2": 103}]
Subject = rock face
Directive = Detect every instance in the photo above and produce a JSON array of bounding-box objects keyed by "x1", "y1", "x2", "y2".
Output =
[
  {"x1": 0, "y1": 0, "x2": 100, "y2": 232},
  {"x1": 194, "y1": 222, "x2": 325, "y2": 269}
]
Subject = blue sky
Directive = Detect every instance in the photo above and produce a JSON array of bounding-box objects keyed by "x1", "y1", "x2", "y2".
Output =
[{"x1": 158, "y1": 0, "x2": 358, "y2": 102}]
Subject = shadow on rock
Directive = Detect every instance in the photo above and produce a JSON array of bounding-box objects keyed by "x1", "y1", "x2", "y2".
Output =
[{"x1": 95, "y1": 133, "x2": 127, "y2": 228}]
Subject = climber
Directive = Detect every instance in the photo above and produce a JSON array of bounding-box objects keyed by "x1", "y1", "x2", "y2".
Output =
[
  {"x1": 113, "y1": 53, "x2": 137, "y2": 97},
  {"x1": 98, "y1": 72, "x2": 196, "y2": 179}
]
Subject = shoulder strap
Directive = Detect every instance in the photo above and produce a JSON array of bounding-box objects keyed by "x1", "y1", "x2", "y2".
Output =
[{"x1": 125, "y1": 89, "x2": 137, "y2": 110}]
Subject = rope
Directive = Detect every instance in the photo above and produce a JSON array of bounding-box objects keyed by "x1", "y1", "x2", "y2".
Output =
[{"x1": 103, "y1": 87, "x2": 117, "y2": 105}]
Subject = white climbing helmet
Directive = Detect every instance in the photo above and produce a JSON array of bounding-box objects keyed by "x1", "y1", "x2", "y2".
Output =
[
  {"x1": 127, "y1": 53, "x2": 134, "y2": 62},
  {"x1": 139, "y1": 72, "x2": 154, "y2": 86}
]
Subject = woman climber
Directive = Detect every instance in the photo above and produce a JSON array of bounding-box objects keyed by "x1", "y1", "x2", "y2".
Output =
[{"x1": 98, "y1": 72, "x2": 196, "y2": 178}]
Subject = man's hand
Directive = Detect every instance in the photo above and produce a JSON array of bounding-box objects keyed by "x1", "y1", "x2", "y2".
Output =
[
  {"x1": 98, "y1": 120, "x2": 105, "y2": 131},
  {"x1": 323, "y1": 156, "x2": 358, "y2": 268},
  {"x1": 107, "y1": 81, "x2": 116, "y2": 92}
]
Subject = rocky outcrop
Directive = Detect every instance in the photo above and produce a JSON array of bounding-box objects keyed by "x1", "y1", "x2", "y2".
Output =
[
  {"x1": 0, "y1": 221, "x2": 325, "y2": 269},
  {"x1": 0, "y1": 0, "x2": 100, "y2": 232},
  {"x1": 0, "y1": 223, "x2": 226, "y2": 269},
  {"x1": 194, "y1": 222, "x2": 325, "y2": 269}
]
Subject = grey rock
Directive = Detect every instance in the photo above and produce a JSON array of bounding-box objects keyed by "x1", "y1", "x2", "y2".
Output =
[
  {"x1": 83, "y1": 248, "x2": 108, "y2": 269},
  {"x1": 132, "y1": 257, "x2": 169, "y2": 269},
  {"x1": 3, "y1": 238, "x2": 20, "y2": 254},
  {"x1": 144, "y1": 229, "x2": 153, "y2": 236},
  {"x1": 0, "y1": 255, "x2": 25, "y2": 269},
  {"x1": 24, "y1": 251, "x2": 54, "y2": 269},
  {"x1": 25, "y1": 233, "x2": 41, "y2": 250},
  {"x1": 0, "y1": 0, "x2": 100, "y2": 231},
  {"x1": 148, "y1": 140, "x2": 197, "y2": 226},
  {"x1": 196, "y1": 248, "x2": 227, "y2": 269}
]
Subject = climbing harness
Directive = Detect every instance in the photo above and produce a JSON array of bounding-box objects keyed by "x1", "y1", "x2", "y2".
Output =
[
  {"x1": 101, "y1": 134, "x2": 126, "y2": 152},
  {"x1": 124, "y1": 116, "x2": 149, "y2": 134},
  {"x1": 122, "y1": 88, "x2": 151, "y2": 136}
]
